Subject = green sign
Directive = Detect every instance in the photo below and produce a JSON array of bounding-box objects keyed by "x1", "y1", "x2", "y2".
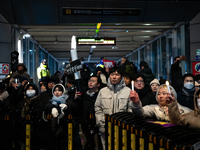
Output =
[{"x1": 197, "y1": 49, "x2": 200, "y2": 55}]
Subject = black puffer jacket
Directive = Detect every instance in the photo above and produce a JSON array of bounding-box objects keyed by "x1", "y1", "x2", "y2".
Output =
[{"x1": 140, "y1": 67, "x2": 155, "y2": 86}]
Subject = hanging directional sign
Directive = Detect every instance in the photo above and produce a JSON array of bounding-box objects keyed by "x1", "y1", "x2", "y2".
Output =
[{"x1": 65, "y1": 59, "x2": 83, "y2": 74}]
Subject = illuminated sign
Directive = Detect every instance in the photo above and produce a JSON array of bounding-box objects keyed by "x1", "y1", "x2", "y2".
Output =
[
  {"x1": 77, "y1": 37, "x2": 116, "y2": 46},
  {"x1": 63, "y1": 8, "x2": 141, "y2": 16}
]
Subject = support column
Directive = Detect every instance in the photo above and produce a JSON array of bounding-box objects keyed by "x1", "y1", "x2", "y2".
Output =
[
  {"x1": 180, "y1": 25, "x2": 186, "y2": 74},
  {"x1": 172, "y1": 29, "x2": 178, "y2": 58},
  {"x1": 157, "y1": 39, "x2": 161, "y2": 79},
  {"x1": 166, "y1": 34, "x2": 170, "y2": 81}
]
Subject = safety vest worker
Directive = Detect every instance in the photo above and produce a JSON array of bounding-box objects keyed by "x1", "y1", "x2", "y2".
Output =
[{"x1": 37, "y1": 59, "x2": 51, "y2": 84}]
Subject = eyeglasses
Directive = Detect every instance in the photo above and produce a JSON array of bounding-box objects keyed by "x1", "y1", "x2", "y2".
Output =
[{"x1": 135, "y1": 80, "x2": 144, "y2": 83}]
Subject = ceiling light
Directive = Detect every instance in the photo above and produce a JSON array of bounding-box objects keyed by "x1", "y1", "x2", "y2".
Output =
[
  {"x1": 23, "y1": 34, "x2": 30, "y2": 39},
  {"x1": 144, "y1": 24, "x2": 151, "y2": 25},
  {"x1": 115, "y1": 23, "x2": 122, "y2": 25}
]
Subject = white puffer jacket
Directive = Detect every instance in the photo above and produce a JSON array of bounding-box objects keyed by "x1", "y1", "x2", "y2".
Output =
[{"x1": 95, "y1": 77, "x2": 139, "y2": 132}]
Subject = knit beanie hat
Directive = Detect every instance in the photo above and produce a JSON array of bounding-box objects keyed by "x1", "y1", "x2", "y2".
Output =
[{"x1": 150, "y1": 79, "x2": 160, "y2": 86}]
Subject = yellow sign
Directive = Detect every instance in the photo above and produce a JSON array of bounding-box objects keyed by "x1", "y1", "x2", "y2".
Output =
[
  {"x1": 139, "y1": 138, "x2": 144, "y2": 150},
  {"x1": 149, "y1": 143, "x2": 154, "y2": 150},
  {"x1": 68, "y1": 123, "x2": 73, "y2": 150},
  {"x1": 108, "y1": 122, "x2": 112, "y2": 150},
  {"x1": 114, "y1": 125, "x2": 119, "y2": 150},
  {"x1": 26, "y1": 124, "x2": 31, "y2": 150},
  {"x1": 131, "y1": 133, "x2": 136, "y2": 150},
  {"x1": 66, "y1": 9, "x2": 71, "y2": 14},
  {"x1": 122, "y1": 129, "x2": 127, "y2": 150}
]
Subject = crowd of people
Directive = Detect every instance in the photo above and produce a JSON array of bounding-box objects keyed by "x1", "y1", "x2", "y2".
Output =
[{"x1": 0, "y1": 55, "x2": 200, "y2": 150}]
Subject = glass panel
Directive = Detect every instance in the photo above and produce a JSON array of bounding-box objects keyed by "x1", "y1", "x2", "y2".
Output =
[
  {"x1": 23, "y1": 38, "x2": 27, "y2": 66},
  {"x1": 133, "y1": 51, "x2": 138, "y2": 69},
  {"x1": 140, "y1": 48, "x2": 144, "y2": 61},
  {"x1": 152, "y1": 41, "x2": 157, "y2": 76},
  {"x1": 49, "y1": 56, "x2": 54, "y2": 75},
  {"x1": 55, "y1": 61, "x2": 58, "y2": 72},
  {"x1": 29, "y1": 41, "x2": 34, "y2": 78},
  {"x1": 161, "y1": 37, "x2": 167, "y2": 79},
  {"x1": 185, "y1": 23, "x2": 190, "y2": 74}
]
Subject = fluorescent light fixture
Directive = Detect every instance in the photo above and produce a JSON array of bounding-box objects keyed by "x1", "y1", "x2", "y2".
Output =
[
  {"x1": 144, "y1": 24, "x2": 151, "y2": 25},
  {"x1": 24, "y1": 34, "x2": 31, "y2": 37},
  {"x1": 115, "y1": 23, "x2": 122, "y2": 25}
]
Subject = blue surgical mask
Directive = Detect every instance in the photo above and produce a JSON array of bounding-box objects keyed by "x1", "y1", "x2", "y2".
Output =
[
  {"x1": 26, "y1": 90, "x2": 36, "y2": 98},
  {"x1": 184, "y1": 82, "x2": 194, "y2": 90}
]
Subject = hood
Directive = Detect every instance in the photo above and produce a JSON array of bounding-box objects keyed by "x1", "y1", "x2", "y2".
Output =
[
  {"x1": 25, "y1": 83, "x2": 39, "y2": 98},
  {"x1": 194, "y1": 89, "x2": 200, "y2": 110},
  {"x1": 16, "y1": 63, "x2": 27, "y2": 72},
  {"x1": 107, "y1": 77, "x2": 126, "y2": 93},
  {"x1": 140, "y1": 67, "x2": 153, "y2": 74},
  {"x1": 156, "y1": 84, "x2": 177, "y2": 102},
  {"x1": 52, "y1": 83, "x2": 66, "y2": 96}
]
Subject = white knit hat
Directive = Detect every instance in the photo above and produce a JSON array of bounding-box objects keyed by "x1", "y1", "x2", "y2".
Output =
[{"x1": 150, "y1": 79, "x2": 160, "y2": 86}]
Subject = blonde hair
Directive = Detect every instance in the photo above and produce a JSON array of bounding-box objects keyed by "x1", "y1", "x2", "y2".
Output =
[{"x1": 156, "y1": 84, "x2": 177, "y2": 101}]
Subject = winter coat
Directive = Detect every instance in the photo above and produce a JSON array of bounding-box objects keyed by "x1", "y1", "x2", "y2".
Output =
[
  {"x1": 177, "y1": 87, "x2": 195, "y2": 110},
  {"x1": 135, "y1": 86, "x2": 156, "y2": 106},
  {"x1": 40, "y1": 75, "x2": 60, "y2": 108},
  {"x1": 12, "y1": 63, "x2": 31, "y2": 82},
  {"x1": 44, "y1": 84, "x2": 68, "y2": 114},
  {"x1": 81, "y1": 90, "x2": 99, "y2": 134},
  {"x1": 95, "y1": 77, "x2": 137, "y2": 133},
  {"x1": 140, "y1": 67, "x2": 155, "y2": 86},
  {"x1": 132, "y1": 101, "x2": 191, "y2": 121},
  {"x1": 0, "y1": 91, "x2": 10, "y2": 120},
  {"x1": 168, "y1": 89, "x2": 200, "y2": 132},
  {"x1": 171, "y1": 60, "x2": 183, "y2": 92},
  {"x1": 132, "y1": 85, "x2": 191, "y2": 121}
]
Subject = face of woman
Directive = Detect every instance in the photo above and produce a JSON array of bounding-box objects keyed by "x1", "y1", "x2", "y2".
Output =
[
  {"x1": 157, "y1": 87, "x2": 170, "y2": 107},
  {"x1": 54, "y1": 87, "x2": 63, "y2": 98}
]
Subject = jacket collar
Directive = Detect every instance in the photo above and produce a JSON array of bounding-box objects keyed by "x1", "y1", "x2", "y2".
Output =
[{"x1": 107, "y1": 77, "x2": 125, "y2": 93}]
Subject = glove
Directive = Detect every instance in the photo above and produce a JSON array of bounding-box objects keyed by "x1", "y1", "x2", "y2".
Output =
[
  {"x1": 59, "y1": 104, "x2": 68, "y2": 110},
  {"x1": 51, "y1": 108, "x2": 58, "y2": 118}
]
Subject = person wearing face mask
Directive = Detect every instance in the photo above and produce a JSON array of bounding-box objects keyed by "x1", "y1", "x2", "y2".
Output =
[
  {"x1": 12, "y1": 63, "x2": 31, "y2": 82},
  {"x1": 168, "y1": 88, "x2": 200, "y2": 132},
  {"x1": 15, "y1": 83, "x2": 44, "y2": 149},
  {"x1": 177, "y1": 73, "x2": 195, "y2": 110}
]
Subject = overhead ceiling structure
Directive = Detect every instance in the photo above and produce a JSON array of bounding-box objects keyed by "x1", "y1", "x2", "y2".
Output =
[
  {"x1": 19, "y1": 22, "x2": 176, "y2": 62},
  {"x1": 1, "y1": 0, "x2": 200, "y2": 62}
]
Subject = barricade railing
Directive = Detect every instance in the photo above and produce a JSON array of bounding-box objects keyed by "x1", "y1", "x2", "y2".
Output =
[
  {"x1": 1, "y1": 112, "x2": 76, "y2": 150},
  {"x1": 105, "y1": 112, "x2": 200, "y2": 150}
]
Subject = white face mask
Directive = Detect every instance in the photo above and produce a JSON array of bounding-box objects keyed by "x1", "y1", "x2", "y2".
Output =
[
  {"x1": 26, "y1": 90, "x2": 36, "y2": 98},
  {"x1": 197, "y1": 98, "x2": 200, "y2": 110},
  {"x1": 184, "y1": 82, "x2": 194, "y2": 90}
]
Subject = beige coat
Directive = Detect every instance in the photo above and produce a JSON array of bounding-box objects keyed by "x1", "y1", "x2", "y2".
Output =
[
  {"x1": 95, "y1": 78, "x2": 137, "y2": 133},
  {"x1": 168, "y1": 89, "x2": 200, "y2": 132}
]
